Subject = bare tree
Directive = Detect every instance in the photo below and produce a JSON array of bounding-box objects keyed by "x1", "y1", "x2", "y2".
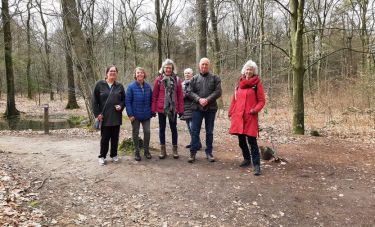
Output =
[
  {"x1": 196, "y1": 0, "x2": 207, "y2": 65},
  {"x1": 209, "y1": 0, "x2": 221, "y2": 74},
  {"x1": 61, "y1": 0, "x2": 97, "y2": 120},
  {"x1": 155, "y1": 0, "x2": 171, "y2": 67},
  {"x1": 290, "y1": 0, "x2": 306, "y2": 134},
  {"x1": 2, "y1": 0, "x2": 20, "y2": 118},
  {"x1": 26, "y1": 0, "x2": 33, "y2": 99},
  {"x1": 36, "y1": 0, "x2": 54, "y2": 100}
]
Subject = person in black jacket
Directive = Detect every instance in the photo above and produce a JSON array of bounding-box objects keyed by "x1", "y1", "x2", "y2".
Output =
[
  {"x1": 180, "y1": 68, "x2": 202, "y2": 149},
  {"x1": 92, "y1": 65, "x2": 125, "y2": 166},
  {"x1": 187, "y1": 58, "x2": 222, "y2": 163}
]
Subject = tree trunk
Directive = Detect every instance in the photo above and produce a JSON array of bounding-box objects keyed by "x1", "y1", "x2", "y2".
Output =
[
  {"x1": 61, "y1": 0, "x2": 97, "y2": 121},
  {"x1": 2, "y1": 0, "x2": 20, "y2": 118},
  {"x1": 290, "y1": 0, "x2": 305, "y2": 135},
  {"x1": 26, "y1": 0, "x2": 33, "y2": 99},
  {"x1": 259, "y1": 0, "x2": 265, "y2": 76},
  {"x1": 155, "y1": 0, "x2": 163, "y2": 68},
  {"x1": 208, "y1": 0, "x2": 221, "y2": 75},
  {"x1": 37, "y1": 0, "x2": 54, "y2": 100},
  {"x1": 64, "y1": 21, "x2": 79, "y2": 109},
  {"x1": 196, "y1": 0, "x2": 207, "y2": 67}
]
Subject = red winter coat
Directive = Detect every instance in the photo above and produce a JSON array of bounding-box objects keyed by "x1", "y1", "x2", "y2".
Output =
[
  {"x1": 228, "y1": 76, "x2": 265, "y2": 137},
  {"x1": 151, "y1": 74, "x2": 184, "y2": 114}
]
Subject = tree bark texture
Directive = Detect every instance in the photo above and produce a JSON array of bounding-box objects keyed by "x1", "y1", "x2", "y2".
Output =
[
  {"x1": 26, "y1": 0, "x2": 33, "y2": 99},
  {"x1": 2, "y1": 0, "x2": 20, "y2": 118},
  {"x1": 61, "y1": 0, "x2": 97, "y2": 120},
  {"x1": 209, "y1": 0, "x2": 221, "y2": 75},
  {"x1": 290, "y1": 0, "x2": 305, "y2": 135},
  {"x1": 196, "y1": 0, "x2": 207, "y2": 67}
]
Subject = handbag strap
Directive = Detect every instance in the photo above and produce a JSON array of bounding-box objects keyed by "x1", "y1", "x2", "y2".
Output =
[{"x1": 100, "y1": 84, "x2": 115, "y2": 115}]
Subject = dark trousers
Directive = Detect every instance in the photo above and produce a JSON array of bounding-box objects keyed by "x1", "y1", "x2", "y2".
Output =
[
  {"x1": 190, "y1": 109, "x2": 216, "y2": 155},
  {"x1": 99, "y1": 125, "x2": 120, "y2": 158},
  {"x1": 158, "y1": 113, "x2": 178, "y2": 145},
  {"x1": 238, "y1": 134, "x2": 260, "y2": 166}
]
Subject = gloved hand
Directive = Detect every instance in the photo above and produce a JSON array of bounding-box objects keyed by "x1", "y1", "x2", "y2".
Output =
[
  {"x1": 151, "y1": 112, "x2": 157, "y2": 117},
  {"x1": 178, "y1": 113, "x2": 183, "y2": 118},
  {"x1": 250, "y1": 109, "x2": 257, "y2": 115}
]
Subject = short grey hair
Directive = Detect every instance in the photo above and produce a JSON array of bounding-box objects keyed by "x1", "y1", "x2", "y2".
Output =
[
  {"x1": 159, "y1": 58, "x2": 177, "y2": 74},
  {"x1": 184, "y1": 68, "x2": 193, "y2": 74},
  {"x1": 241, "y1": 60, "x2": 258, "y2": 75}
]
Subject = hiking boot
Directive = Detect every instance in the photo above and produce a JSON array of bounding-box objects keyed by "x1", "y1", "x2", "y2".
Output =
[
  {"x1": 112, "y1": 156, "x2": 119, "y2": 163},
  {"x1": 172, "y1": 145, "x2": 179, "y2": 159},
  {"x1": 239, "y1": 159, "x2": 251, "y2": 168},
  {"x1": 206, "y1": 153, "x2": 215, "y2": 162},
  {"x1": 98, "y1": 157, "x2": 105, "y2": 166},
  {"x1": 135, "y1": 151, "x2": 141, "y2": 161},
  {"x1": 159, "y1": 145, "x2": 167, "y2": 159},
  {"x1": 254, "y1": 165, "x2": 261, "y2": 176},
  {"x1": 188, "y1": 153, "x2": 196, "y2": 163},
  {"x1": 144, "y1": 151, "x2": 152, "y2": 159}
]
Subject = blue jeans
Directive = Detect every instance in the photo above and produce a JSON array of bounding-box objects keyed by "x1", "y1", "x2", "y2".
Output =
[
  {"x1": 158, "y1": 113, "x2": 178, "y2": 145},
  {"x1": 190, "y1": 109, "x2": 217, "y2": 155},
  {"x1": 186, "y1": 119, "x2": 202, "y2": 148}
]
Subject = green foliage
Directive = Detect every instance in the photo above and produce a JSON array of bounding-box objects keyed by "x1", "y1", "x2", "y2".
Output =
[
  {"x1": 118, "y1": 137, "x2": 143, "y2": 156},
  {"x1": 27, "y1": 200, "x2": 39, "y2": 208},
  {"x1": 67, "y1": 115, "x2": 85, "y2": 126}
]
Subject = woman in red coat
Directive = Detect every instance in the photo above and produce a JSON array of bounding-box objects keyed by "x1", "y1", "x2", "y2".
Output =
[{"x1": 229, "y1": 60, "x2": 265, "y2": 176}]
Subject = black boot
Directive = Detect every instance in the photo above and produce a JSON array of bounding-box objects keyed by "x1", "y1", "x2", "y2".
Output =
[
  {"x1": 254, "y1": 165, "x2": 261, "y2": 176},
  {"x1": 188, "y1": 153, "x2": 196, "y2": 163},
  {"x1": 239, "y1": 159, "x2": 251, "y2": 168},
  {"x1": 135, "y1": 151, "x2": 141, "y2": 161},
  {"x1": 144, "y1": 151, "x2": 152, "y2": 159}
]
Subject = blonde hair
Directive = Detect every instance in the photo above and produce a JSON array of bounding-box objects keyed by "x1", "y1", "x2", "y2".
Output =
[
  {"x1": 241, "y1": 60, "x2": 258, "y2": 75},
  {"x1": 159, "y1": 59, "x2": 177, "y2": 74},
  {"x1": 134, "y1": 67, "x2": 147, "y2": 80}
]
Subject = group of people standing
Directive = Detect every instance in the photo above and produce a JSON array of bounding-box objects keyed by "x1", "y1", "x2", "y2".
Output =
[{"x1": 92, "y1": 58, "x2": 265, "y2": 176}]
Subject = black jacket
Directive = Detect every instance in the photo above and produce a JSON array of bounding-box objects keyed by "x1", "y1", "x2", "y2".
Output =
[
  {"x1": 92, "y1": 80, "x2": 125, "y2": 126},
  {"x1": 180, "y1": 80, "x2": 193, "y2": 120},
  {"x1": 187, "y1": 72, "x2": 222, "y2": 111}
]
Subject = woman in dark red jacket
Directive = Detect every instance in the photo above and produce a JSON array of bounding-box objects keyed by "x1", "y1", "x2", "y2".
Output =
[
  {"x1": 229, "y1": 60, "x2": 265, "y2": 176},
  {"x1": 152, "y1": 59, "x2": 184, "y2": 159}
]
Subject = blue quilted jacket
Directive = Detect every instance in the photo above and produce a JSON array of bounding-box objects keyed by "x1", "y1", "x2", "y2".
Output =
[{"x1": 125, "y1": 81, "x2": 152, "y2": 121}]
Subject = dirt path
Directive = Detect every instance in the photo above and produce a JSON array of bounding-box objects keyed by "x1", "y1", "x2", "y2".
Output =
[{"x1": 1, "y1": 131, "x2": 375, "y2": 226}]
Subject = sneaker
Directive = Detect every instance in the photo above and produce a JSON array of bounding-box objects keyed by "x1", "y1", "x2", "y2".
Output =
[
  {"x1": 188, "y1": 153, "x2": 196, "y2": 163},
  {"x1": 112, "y1": 156, "x2": 119, "y2": 162},
  {"x1": 239, "y1": 160, "x2": 251, "y2": 168},
  {"x1": 254, "y1": 165, "x2": 261, "y2": 176},
  {"x1": 98, "y1": 157, "x2": 105, "y2": 166},
  {"x1": 206, "y1": 153, "x2": 215, "y2": 162}
]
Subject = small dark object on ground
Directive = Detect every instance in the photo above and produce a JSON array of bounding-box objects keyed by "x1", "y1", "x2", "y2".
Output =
[{"x1": 310, "y1": 130, "x2": 320, "y2": 137}]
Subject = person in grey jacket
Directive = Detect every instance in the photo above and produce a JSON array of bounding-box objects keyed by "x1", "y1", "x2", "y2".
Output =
[
  {"x1": 92, "y1": 65, "x2": 125, "y2": 166},
  {"x1": 180, "y1": 68, "x2": 202, "y2": 149},
  {"x1": 187, "y1": 58, "x2": 222, "y2": 163}
]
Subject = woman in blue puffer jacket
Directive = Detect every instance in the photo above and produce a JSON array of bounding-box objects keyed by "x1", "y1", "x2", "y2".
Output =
[{"x1": 126, "y1": 67, "x2": 153, "y2": 161}]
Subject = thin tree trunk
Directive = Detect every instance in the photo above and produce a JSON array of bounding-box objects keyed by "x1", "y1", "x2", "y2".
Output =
[
  {"x1": 26, "y1": 0, "x2": 32, "y2": 99},
  {"x1": 196, "y1": 0, "x2": 207, "y2": 67},
  {"x1": 209, "y1": 0, "x2": 221, "y2": 75},
  {"x1": 37, "y1": 0, "x2": 54, "y2": 100},
  {"x1": 2, "y1": 0, "x2": 20, "y2": 118},
  {"x1": 259, "y1": 0, "x2": 265, "y2": 76}
]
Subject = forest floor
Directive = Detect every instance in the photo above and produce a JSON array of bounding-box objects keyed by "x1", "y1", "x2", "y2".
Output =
[{"x1": 0, "y1": 95, "x2": 375, "y2": 226}]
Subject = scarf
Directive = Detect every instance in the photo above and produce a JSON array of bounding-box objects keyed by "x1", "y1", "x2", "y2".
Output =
[
  {"x1": 162, "y1": 74, "x2": 177, "y2": 121},
  {"x1": 234, "y1": 75, "x2": 260, "y2": 100}
]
